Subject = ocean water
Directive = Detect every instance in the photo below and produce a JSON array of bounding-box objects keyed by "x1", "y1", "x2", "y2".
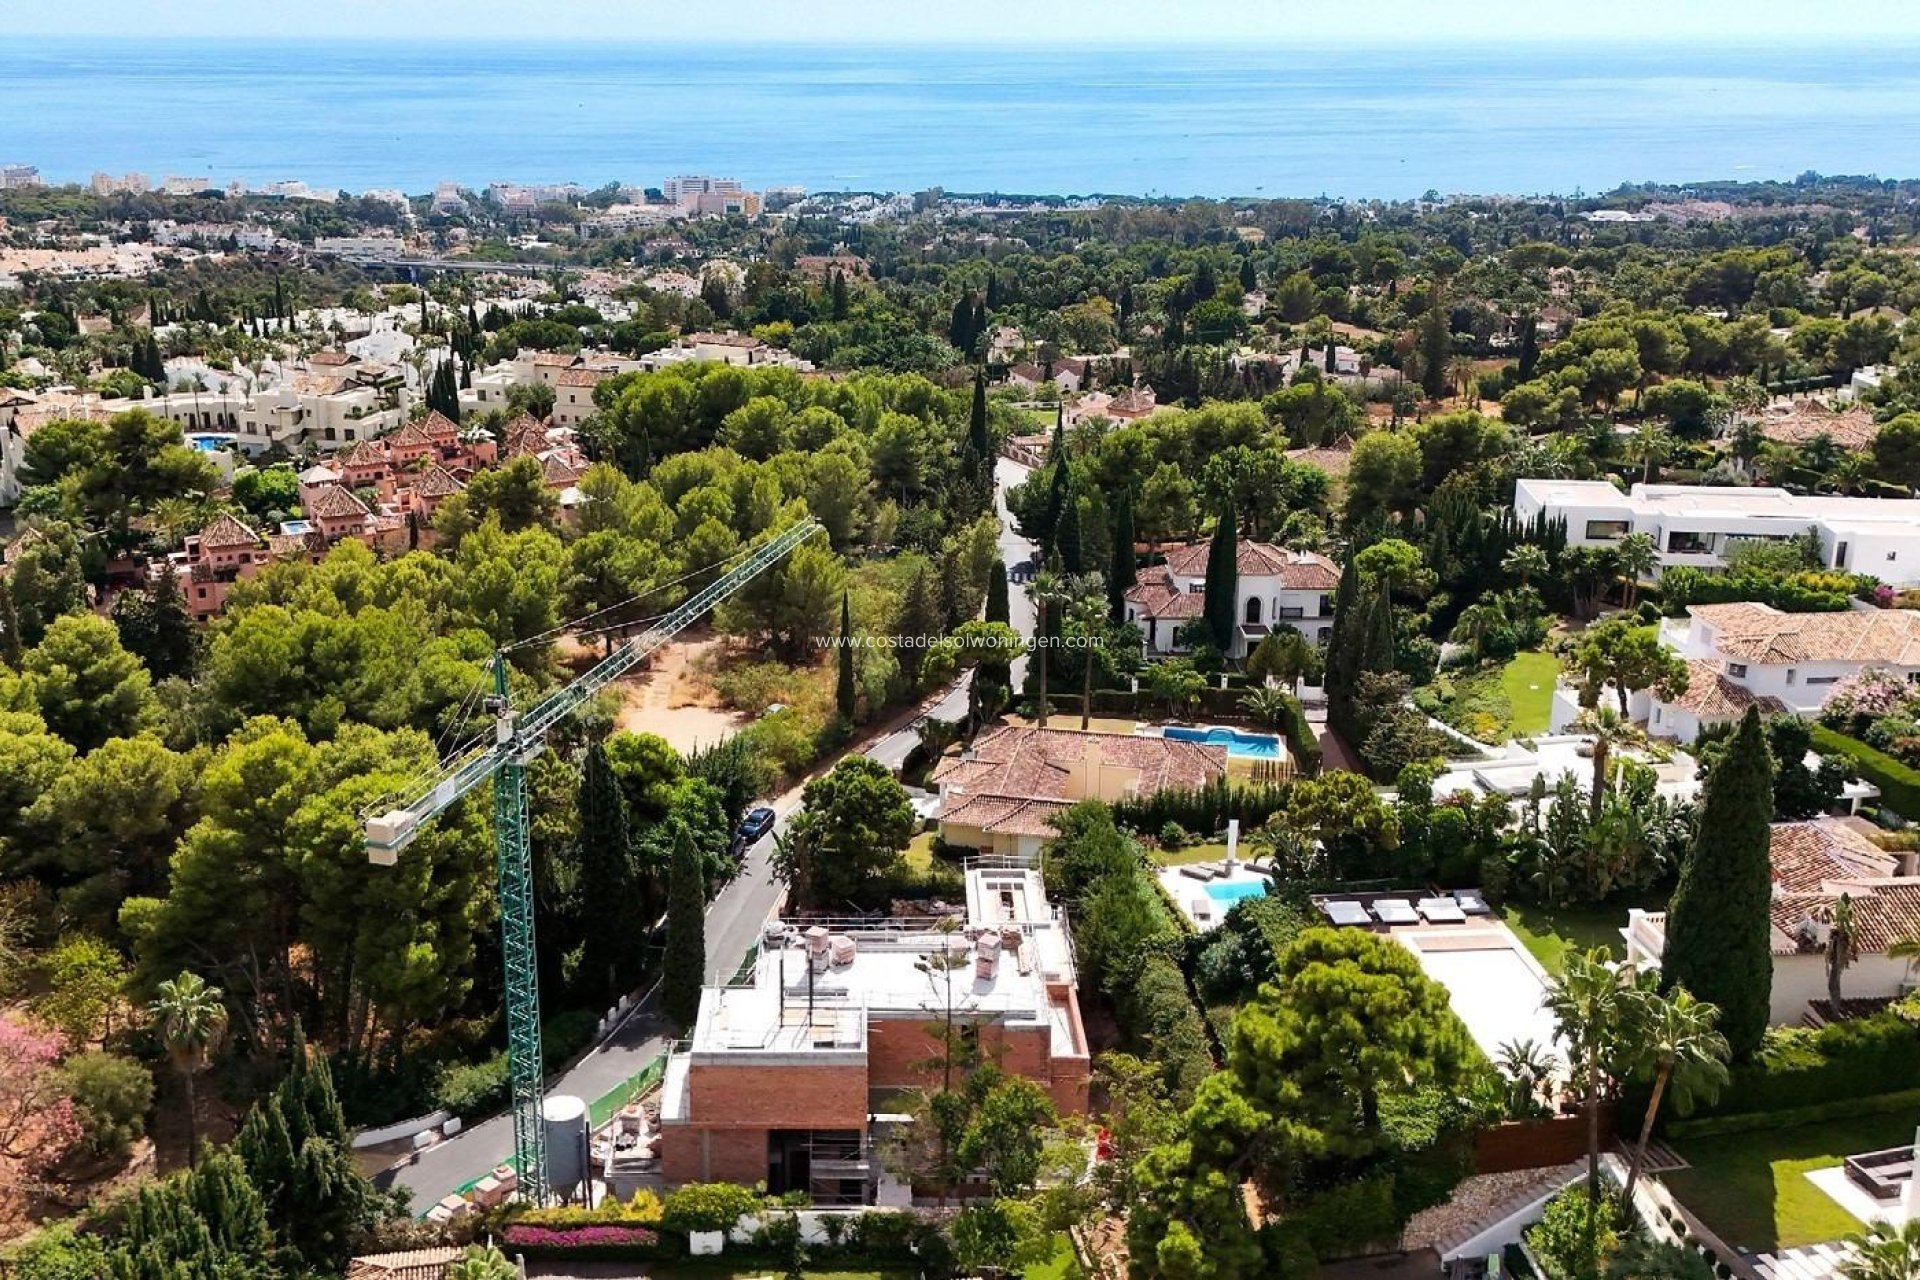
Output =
[{"x1": 10, "y1": 38, "x2": 1920, "y2": 199}]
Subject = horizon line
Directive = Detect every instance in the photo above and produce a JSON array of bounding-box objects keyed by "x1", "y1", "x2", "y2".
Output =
[{"x1": 10, "y1": 31, "x2": 1912, "y2": 47}]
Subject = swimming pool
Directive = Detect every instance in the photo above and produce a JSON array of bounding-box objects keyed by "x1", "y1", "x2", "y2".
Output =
[
  {"x1": 1163, "y1": 726, "x2": 1284, "y2": 759},
  {"x1": 1204, "y1": 879, "x2": 1269, "y2": 904},
  {"x1": 187, "y1": 434, "x2": 236, "y2": 452}
]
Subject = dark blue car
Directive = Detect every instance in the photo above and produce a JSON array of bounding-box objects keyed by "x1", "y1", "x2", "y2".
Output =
[{"x1": 734, "y1": 806, "x2": 776, "y2": 849}]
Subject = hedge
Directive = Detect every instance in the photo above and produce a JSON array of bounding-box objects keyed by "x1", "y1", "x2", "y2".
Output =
[
  {"x1": 1808, "y1": 724, "x2": 1920, "y2": 819},
  {"x1": 1113, "y1": 777, "x2": 1291, "y2": 833},
  {"x1": 1639, "y1": 1008, "x2": 1920, "y2": 1123},
  {"x1": 1666, "y1": 1087, "x2": 1920, "y2": 1140},
  {"x1": 1274, "y1": 691, "x2": 1322, "y2": 776}
]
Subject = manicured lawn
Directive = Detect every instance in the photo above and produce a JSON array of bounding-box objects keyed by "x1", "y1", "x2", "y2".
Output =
[
  {"x1": 1665, "y1": 1108, "x2": 1920, "y2": 1253},
  {"x1": 902, "y1": 831, "x2": 937, "y2": 875},
  {"x1": 1154, "y1": 839, "x2": 1230, "y2": 867},
  {"x1": 1024, "y1": 1232, "x2": 1082, "y2": 1280},
  {"x1": 1500, "y1": 898, "x2": 1653, "y2": 975},
  {"x1": 1499, "y1": 651, "x2": 1560, "y2": 736}
]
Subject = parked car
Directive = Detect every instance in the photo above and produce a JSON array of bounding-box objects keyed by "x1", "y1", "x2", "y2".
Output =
[{"x1": 734, "y1": 806, "x2": 777, "y2": 849}]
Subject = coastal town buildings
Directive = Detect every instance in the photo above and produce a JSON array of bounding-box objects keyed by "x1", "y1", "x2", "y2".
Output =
[{"x1": 1514, "y1": 478, "x2": 1920, "y2": 586}]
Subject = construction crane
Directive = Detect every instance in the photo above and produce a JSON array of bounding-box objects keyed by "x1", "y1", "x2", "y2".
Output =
[{"x1": 364, "y1": 518, "x2": 822, "y2": 1200}]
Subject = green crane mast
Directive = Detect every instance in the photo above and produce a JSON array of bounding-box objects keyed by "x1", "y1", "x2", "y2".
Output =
[{"x1": 365, "y1": 520, "x2": 822, "y2": 1200}]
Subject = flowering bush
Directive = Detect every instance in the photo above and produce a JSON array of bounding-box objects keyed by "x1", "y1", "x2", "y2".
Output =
[
  {"x1": 1820, "y1": 666, "x2": 1916, "y2": 731},
  {"x1": 0, "y1": 1014, "x2": 80, "y2": 1174},
  {"x1": 502, "y1": 1224, "x2": 659, "y2": 1249},
  {"x1": 515, "y1": 1188, "x2": 662, "y2": 1227}
]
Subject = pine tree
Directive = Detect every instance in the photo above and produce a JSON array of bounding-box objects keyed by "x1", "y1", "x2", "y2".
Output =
[
  {"x1": 577, "y1": 741, "x2": 637, "y2": 1002},
  {"x1": 663, "y1": 825, "x2": 706, "y2": 1031},
  {"x1": 1202, "y1": 498, "x2": 1239, "y2": 652},
  {"x1": 1108, "y1": 489, "x2": 1136, "y2": 620},
  {"x1": 986, "y1": 558, "x2": 1010, "y2": 626},
  {"x1": 114, "y1": 569, "x2": 196, "y2": 681},
  {"x1": 836, "y1": 591, "x2": 857, "y2": 720},
  {"x1": 0, "y1": 576, "x2": 21, "y2": 669},
  {"x1": 1663, "y1": 706, "x2": 1775, "y2": 1060},
  {"x1": 1042, "y1": 441, "x2": 1072, "y2": 558}
]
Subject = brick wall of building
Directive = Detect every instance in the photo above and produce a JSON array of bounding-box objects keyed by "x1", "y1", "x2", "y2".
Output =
[
  {"x1": 687, "y1": 1059, "x2": 868, "y2": 1130},
  {"x1": 660, "y1": 1125, "x2": 768, "y2": 1185},
  {"x1": 867, "y1": 1015, "x2": 1089, "y2": 1115}
]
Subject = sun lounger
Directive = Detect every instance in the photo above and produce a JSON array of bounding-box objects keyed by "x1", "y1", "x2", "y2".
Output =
[
  {"x1": 1451, "y1": 889, "x2": 1490, "y2": 915},
  {"x1": 1417, "y1": 897, "x2": 1468, "y2": 924},
  {"x1": 1320, "y1": 900, "x2": 1369, "y2": 927},
  {"x1": 1371, "y1": 898, "x2": 1420, "y2": 926}
]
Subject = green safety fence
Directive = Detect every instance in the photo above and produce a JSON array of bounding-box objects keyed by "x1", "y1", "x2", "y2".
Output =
[{"x1": 446, "y1": 1053, "x2": 668, "y2": 1199}]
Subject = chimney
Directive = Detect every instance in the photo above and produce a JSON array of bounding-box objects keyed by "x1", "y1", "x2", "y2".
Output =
[
  {"x1": 975, "y1": 932, "x2": 1000, "y2": 981},
  {"x1": 806, "y1": 925, "x2": 831, "y2": 974}
]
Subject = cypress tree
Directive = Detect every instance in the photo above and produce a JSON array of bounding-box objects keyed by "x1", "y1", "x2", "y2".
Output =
[
  {"x1": 1323, "y1": 556, "x2": 1363, "y2": 731},
  {"x1": 663, "y1": 825, "x2": 706, "y2": 1030},
  {"x1": 1517, "y1": 312, "x2": 1540, "y2": 381},
  {"x1": 577, "y1": 741, "x2": 636, "y2": 1002},
  {"x1": 0, "y1": 577, "x2": 21, "y2": 669},
  {"x1": 1057, "y1": 493, "x2": 1085, "y2": 575},
  {"x1": 968, "y1": 367, "x2": 991, "y2": 459},
  {"x1": 985, "y1": 558, "x2": 1010, "y2": 626},
  {"x1": 1109, "y1": 489, "x2": 1136, "y2": 620},
  {"x1": 836, "y1": 591, "x2": 857, "y2": 719},
  {"x1": 1239, "y1": 255, "x2": 1258, "y2": 292},
  {"x1": 1357, "y1": 577, "x2": 1397, "y2": 678},
  {"x1": 831, "y1": 269, "x2": 849, "y2": 321},
  {"x1": 896, "y1": 567, "x2": 944, "y2": 688},
  {"x1": 1663, "y1": 706, "x2": 1775, "y2": 1060},
  {"x1": 1042, "y1": 439, "x2": 1071, "y2": 558},
  {"x1": 1202, "y1": 498, "x2": 1239, "y2": 652}
]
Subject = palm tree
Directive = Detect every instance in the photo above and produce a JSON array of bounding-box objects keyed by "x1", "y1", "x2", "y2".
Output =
[
  {"x1": 1502, "y1": 543, "x2": 1550, "y2": 589},
  {"x1": 1615, "y1": 532, "x2": 1657, "y2": 610},
  {"x1": 1066, "y1": 574, "x2": 1111, "y2": 731},
  {"x1": 1576, "y1": 706, "x2": 1638, "y2": 825},
  {"x1": 1620, "y1": 985, "x2": 1730, "y2": 1205},
  {"x1": 1449, "y1": 354, "x2": 1479, "y2": 406},
  {"x1": 1632, "y1": 422, "x2": 1673, "y2": 486},
  {"x1": 1450, "y1": 601, "x2": 1508, "y2": 661},
  {"x1": 1494, "y1": 1038, "x2": 1561, "y2": 1120},
  {"x1": 1546, "y1": 950, "x2": 1640, "y2": 1203},
  {"x1": 150, "y1": 971, "x2": 227, "y2": 1168},
  {"x1": 1825, "y1": 893, "x2": 1861, "y2": 1017},
  {"x1": 1240, "y1": 685, "x2": 1294, "y2": 732},
  {"x1": 1890, "y1": 931, "x2": 1920, "y2": 982},
  {"x1": 447, "y1": 1244, "x2": 518, "y2": 1280},
  {"x1": 1841, "y1": 1220, "x2": 1920, "y2": 1280}
]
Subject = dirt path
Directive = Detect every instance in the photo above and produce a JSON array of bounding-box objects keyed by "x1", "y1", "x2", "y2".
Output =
[{"x1": 604, "y1": 635, "x2": 750, "y2": 756}]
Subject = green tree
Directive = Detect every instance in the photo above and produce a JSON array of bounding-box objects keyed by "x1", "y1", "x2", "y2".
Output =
[
  {"x1": 896, "y1": 565, "x2": 945, "y2": 689},
  {"x1": 1566, "y1": 617, "x2": 1689, "y2": 717},
  {"x1": 1202, "y1": 498, "x2": 1238, "y2": 653},
  {"x1": 663, "y1": 826, "x2": 706, "y2": 1030},
  {"x1": 23, "y1": 613, "x2": 156, "y2": 751},
  {"x1": 464, "y1": 454, "x2": 557, "y2": 532},
  {"x1": 150, "y1": 971, "x2": 226, "y2": 1167},
  {"x1": 1502, "y1": 542, "x2": 1549, "y2": 588},
  {"x1": 1663, "y1": 706, "x2": 1774, "y2": 1060},
  {"x1": 1109, "y1": 488, "x2": 1137, "y2": 619},
  {"x1": 34, "y1": 934, "x2": 127, "y2": 1046},
  {"x1": 447, "y1": 1244, "x2": 519, "y2": 1280},
  {"x1": 1826, "y1": 892, "x2": 1861, "y2": 1015},
  {"x1": 1614, "y1": 532, "x2": 1658, "y2": 609},
  {"x1": 958, "y1": 1074, "x2": 1059, "y2": 1196},
  {"x1": 59, "y1": 1050, "x2": 153, "y2": 1160},
  {"x1": 1067, "y1": 574, "x2": 1110, "y2": 731},
  {"x1": 775, "y1": 756, "x2": 914, "y2": 908},
  {"x1": 835, "y1": 591, "x2": 857, "y2": 720},
  {"x1": 577, "y1": 741, "x2": 638, "y2": 1002},
  {"x1": 111, "y1": 569, "x2": 197, "y2": 681},
  {"x1": 1229, "y1": 928, "x2": 1470, "y2": 1159},
  {"x1": 1620, "y1": 985, "x2": 1729, "y2": 1206},
  {"x1": 0, "y1": 577, "x2": 22, "y2": 669}
]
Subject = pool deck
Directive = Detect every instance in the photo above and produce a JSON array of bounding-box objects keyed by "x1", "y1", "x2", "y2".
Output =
[{"x1": 1158, "y1": 859, "x2": 1272, "y2": 931}]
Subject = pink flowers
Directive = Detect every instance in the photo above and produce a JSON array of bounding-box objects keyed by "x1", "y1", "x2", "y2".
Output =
[
  {"x1": 503, "y1": 1224, "x2": 660, "y2": 1249},
  {"x1": 0, "y1": 1014, "x2": 80, "y2": 1172},
  {"x1": 1822, "y1": 666, "x2": 1913, "y2": 724}
]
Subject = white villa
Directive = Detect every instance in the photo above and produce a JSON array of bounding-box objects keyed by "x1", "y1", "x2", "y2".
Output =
[
  {"x1": 1625, "y1": 819, "x2": 1920, "y2": 1024},
  {"x1": 1123, "y1": 539, "x2": 1340, "y2": 658},
  {"x1": 1638, "y1": 603, "x2": 1920, "y2": 744},
  {"x1": 1514, "y1": 478, "x2": 1920, "y2": 586}
]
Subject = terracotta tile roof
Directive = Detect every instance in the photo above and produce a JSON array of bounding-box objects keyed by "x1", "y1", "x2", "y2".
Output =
[
  {"x1": 931, "y1": 725, "x2": 1227, "y2": 805},
  {"x1": 306, "y1": 484, "x2": 370, "y2": 520},
  {"x1": 287, "y1": 372, "x2": 349, "y2": 396},
  {"x1": 418, "y1": 409, "x2": 461, "y2": 441},
  {"x1": 1768, "y1": 820, "x2": 1901, "y2": 894},
  {"x1": 531, "y1": 350, "x2": 580, "y2": 367},
  {"x1": 1689, "y1": 603, "x2": 1920, "y2": 666},
  {"x1": 1108, "y1": 386, "x2": 1157, "y2": 415},
  {"x1": 338, "y1": 439, "x2": 389, "y2": 470},
  {"x1": 268, "y1": 530, "x2": 326, "y2": 558},
  {"x1": 1161, "y1": 539, "x2": 1339, "y2": 588},
  {"x1": 309, "y1": 350, "x2": 355, "y2": 367},
  {"x1": 344, "y1": 1246, "x2": 462, "y2": 1280},
  {"x1": 540, "y1": 451, "x2": 583, "y2": 487},
  {"x1": 1771, "y1": 881, "x2": 1920, "y2": 956},
  {"x1": 2, "y1": 526, "x2": 46, "y2": 567},
  {"x1": 1756, "y1": 404, "x2": 1879, "y2": 452},
  {"x1": 500, "y1": 412, "x2": 548, "y2": 457},
  {"x1": 1665, "y1": 657, "x2": 1787, "y2": 720},
  {"x1": 686, "y1": 331, "x2": 763, "y2": 349},
  {"x1": 940, "y1": 794, "x2": 1068, "y2": 839},
  {"x1": 195, "y1": 513, "x2": 265, "y2": 550},
  {"x1": 1123, "y1": 565, "x2": 1206, "y2": 619},
  {"x1": 387, "y1": 420, "x2": 434, "y2": 451},
  {"x1": 554, "y1": 366, "x2": 610, "y2": 388},
  {"x1": 410, "y1": 463, "x2": 464, "y2": 498}
]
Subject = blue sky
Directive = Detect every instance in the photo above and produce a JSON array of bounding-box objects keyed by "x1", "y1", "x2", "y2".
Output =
[{"x1": 5, "y1": 0, "x2": 1917, "y2": 42}]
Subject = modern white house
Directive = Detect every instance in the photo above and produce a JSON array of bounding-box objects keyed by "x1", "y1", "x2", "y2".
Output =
[
  {"x1": 1514, "y1": 478, "x2": 1920, "y2": 586},
  {"x1": 1640, "y1": 603, "x2": 1920, "y2": 744},
  {"x1": 1624, "y1": 819, "x2": 1920, "y2": 1024},
  {"x1": 1123, "y1": 539, "x2": 1340, "y2": 658}
]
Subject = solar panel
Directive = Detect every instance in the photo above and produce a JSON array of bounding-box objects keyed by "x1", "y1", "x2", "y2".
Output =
[
  {"x1": 1371, "y1": 898, "x2": 1420, "y2": 925},
  {"x1": 1418, "y1": 897, "x2": 1469, "y2": 924},
  {"x1": 1320, "y1": 900, "x2": 1370, "y2": 927}
]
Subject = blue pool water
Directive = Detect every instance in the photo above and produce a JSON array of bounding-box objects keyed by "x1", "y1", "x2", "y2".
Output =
[
  {"x1": 187, "y1": 435, "x2": 232, "y2": 451},
  {"x1": 1163, "y1": 726, "x2": 1283, "y2": 759},
  {"x1": 1204, "y1": 880, "x2": 1269, "y2": 904}
]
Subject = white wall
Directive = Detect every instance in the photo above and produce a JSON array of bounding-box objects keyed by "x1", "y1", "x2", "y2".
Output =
[{"x1": 1771, "y1": 953, "x2": 1915, "y2": 1024}]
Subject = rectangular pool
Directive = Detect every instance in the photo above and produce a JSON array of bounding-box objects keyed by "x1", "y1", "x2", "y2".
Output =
[
  {"x1": 1163, "y1": 726, "x2": 1284, "y2": 759},
  {"x1": 1204, "y1": 880, "x2": 1269, "y2": 904}
]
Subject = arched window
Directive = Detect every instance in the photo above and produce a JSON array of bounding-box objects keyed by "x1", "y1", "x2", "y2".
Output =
[{"x1": 1244, "y1": 596, "x2": 1262, "y2": 624}]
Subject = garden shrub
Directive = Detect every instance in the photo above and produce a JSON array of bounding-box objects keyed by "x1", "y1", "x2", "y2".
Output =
[
  {"x1": 661, "y1": 1181, "x2": 764, "y2": 1234},
  {"x1": 1274, "y1": 691, "x2": 1322, "y2": 775},
  {"x1": 59, "y1": 1051, "x2": 152, "y2": 1159},
  {"x1": 1283, "y1": 1174, "x2": 1400, "y2": 1258},
  {"x1": 1526, "y1": 1188, "x2": 1618, "y2": 1280},
  {"x1": 435, "y1": 1051, "x2": 508, "y2": 1116},
  {"x1": 1810, "y1": 725, "x2": 1920, "y2": 818},
  {"x1": 1650, "y1": 1009, "x2": 1920, "y2": 1122}
]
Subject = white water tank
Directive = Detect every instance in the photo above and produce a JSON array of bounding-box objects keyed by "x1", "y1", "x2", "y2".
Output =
[{"x1": 541, "y1": 1094, "x2": 590, "y2": 1201}]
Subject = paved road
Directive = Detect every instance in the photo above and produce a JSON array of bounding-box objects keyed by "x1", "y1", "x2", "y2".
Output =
[
  {"x1": 380, "y1": 806, "x2": 794, "y2": 1208},
  {"x1": 864, "y1": 457, "x2": 1036, "y2": 772}
]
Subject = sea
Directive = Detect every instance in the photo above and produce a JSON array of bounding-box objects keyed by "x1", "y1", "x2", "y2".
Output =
[{"x1": 10, "y1": 37, "x2": 1920, "y2": 200}]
